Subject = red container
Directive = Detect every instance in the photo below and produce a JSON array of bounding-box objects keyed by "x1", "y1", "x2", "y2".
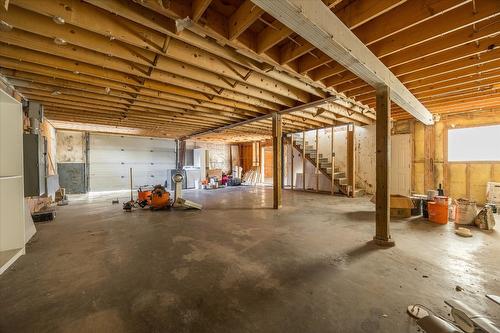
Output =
[{"x1": 428, "y1": 201, "x2": 449, "y2": 224}]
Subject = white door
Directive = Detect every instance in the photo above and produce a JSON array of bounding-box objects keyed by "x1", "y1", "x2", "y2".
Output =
[
  {"x1": 89, "y1": 134, "x2": 176, "y2": 192},
  {"x1": 391, "y1": 134, "x2": 411, "y2": 196}
]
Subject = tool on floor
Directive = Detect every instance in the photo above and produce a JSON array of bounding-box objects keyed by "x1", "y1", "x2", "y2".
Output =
[
  {"x1": 137, "y1": 187, "x2": 152, "y2": 208},
  {"x1": 172, "y1": 172, "x2": 202, "y2": 210},
  {"x1": 150, "y1": 185, "x2": 171, "y2": 210}
]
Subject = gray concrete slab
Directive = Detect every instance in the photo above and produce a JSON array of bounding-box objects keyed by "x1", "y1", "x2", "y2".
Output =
[{"x1": 1, "y1": 186, "x2": 499, "y2": 332}]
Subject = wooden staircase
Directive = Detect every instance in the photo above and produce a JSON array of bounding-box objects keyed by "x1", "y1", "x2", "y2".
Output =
[{"x1": 289, "y1": 134, "x2": 365, "y2": 197}]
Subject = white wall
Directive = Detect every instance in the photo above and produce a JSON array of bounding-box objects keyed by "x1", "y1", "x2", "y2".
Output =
[
  {"x1": 57, "y1": 130, "x2": 85, "y2": 163},
  {"x1": 187, "y1": 141, "x2": 231, "y2": 173}
]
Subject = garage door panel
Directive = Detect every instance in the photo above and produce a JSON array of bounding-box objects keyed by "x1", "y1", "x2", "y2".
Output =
[{"x1": 89, "y1": 134, "x2": 176, "y2": 192}]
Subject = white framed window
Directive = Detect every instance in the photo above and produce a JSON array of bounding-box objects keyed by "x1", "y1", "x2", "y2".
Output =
[{"x1": 448, "y1": 124, "x2": 500, "y2": 162}]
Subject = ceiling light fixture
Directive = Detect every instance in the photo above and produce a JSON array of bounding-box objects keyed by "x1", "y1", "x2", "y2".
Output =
[
  {"x1": 52, "y1": 16, "x2": 65, "y2": 25},
  {"x1": 0, "y1": 20, "x2": 13, "y2": 32},
  {"x1": 54, "y1": 37, "x2": 67, "y2": 45},
  {"x1": 51, "y1": 90, "x2": 62, "y2": 96}
]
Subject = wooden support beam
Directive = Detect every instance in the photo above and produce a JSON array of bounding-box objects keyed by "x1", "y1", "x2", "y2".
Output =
[
  {"x1": 251, "y1": 0, "x2": 434, "y2": 125},
  {"x1": 228, "y1": 0, "x2": 263, "y2": 41},
  {"x1": 273, "y1": 113, "x2": 283, "y2": 209},
  {"x1": 346, "y1": 123, "x2": 355, "y2": 197},
  {"x1": 257, "y1": 21, "x2": 292, "y2": 54},
  {"x1": 192, "y1": 0, "x2": 212, "y2": 22},
  {"x1": 374, "y1": 85, "x2": 395, "y2": 246},
  {"x1": 424, "y1": 125, "x2": 435, "y2": 191}
]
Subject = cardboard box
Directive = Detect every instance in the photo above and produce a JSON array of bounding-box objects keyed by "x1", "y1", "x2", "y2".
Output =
[{"x1": 370, "y1": 194, "x2": 415, "y2": 218}]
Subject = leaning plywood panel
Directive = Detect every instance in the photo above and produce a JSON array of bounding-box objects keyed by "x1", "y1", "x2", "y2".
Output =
[{"x1": 0, "y1": 89, "x2": 25, "y2": 274}]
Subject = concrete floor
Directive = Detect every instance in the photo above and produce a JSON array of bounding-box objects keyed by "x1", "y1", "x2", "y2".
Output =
[{"x1": 1, "y1": 187, "x2": 499, "y2": 333}]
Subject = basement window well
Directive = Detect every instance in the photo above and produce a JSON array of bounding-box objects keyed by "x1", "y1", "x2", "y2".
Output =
[{"x1": 448, "y1": 124, "x2": 500, "y2": 162}]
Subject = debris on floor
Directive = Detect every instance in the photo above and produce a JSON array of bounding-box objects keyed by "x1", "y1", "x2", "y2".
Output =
[
  {"x1": 474, "y1": 206, "x2": 496, "y2": 230},
  {"x1": 408, "y1": 298, "x2": 500, "y2": 333},
  {"x1": 455, "y1": 227, "x2": 472, "y2": 238}
]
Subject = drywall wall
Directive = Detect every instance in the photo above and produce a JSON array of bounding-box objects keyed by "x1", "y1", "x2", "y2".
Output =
[
  {"x1": 40, "y1": 120, "x2": 57, "y2": 176},
  {"x1": 57, "y1": 131, "x2": 85, "y2": 163}
]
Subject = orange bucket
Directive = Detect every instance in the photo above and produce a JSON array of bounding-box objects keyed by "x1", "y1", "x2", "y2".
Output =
[{"x1": 428, "y1": 201, "x2": 449, "y2": 224}]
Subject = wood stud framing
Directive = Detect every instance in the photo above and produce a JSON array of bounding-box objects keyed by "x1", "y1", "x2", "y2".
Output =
[{"x1": 0, "y1": 0, "x2": 496, "y2": 140}]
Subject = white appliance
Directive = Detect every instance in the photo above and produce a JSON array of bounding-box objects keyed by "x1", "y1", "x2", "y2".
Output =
[{"x1": 0, "y1": 89, "x2": 26, "y2": 274}]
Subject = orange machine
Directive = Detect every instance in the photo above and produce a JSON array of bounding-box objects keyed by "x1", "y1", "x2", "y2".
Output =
[
  {"x1": 137, "y1": 187, "x2": 152, "y2": 208},
  {"x1": 150, "y1": 185, "x2": 171, "y2": 210}
]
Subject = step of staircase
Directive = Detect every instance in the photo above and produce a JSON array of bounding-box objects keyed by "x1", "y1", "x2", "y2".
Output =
[{"x1": 335, "y1": 177, "x2": 348, "y2": 185}]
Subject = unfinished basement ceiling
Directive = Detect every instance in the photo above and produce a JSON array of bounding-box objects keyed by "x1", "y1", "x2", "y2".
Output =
[{"x1": 0, "y1": 0, "x2": 499, "y2": 141}]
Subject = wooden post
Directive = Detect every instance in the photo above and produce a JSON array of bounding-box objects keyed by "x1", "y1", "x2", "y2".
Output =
[
  {"x1": 302, "y1": 131, "x2": 306, "y2": 191},
  {"x1": 424, "y1": 125, "x2": 435, "y2": 191},
  {"x1": 290, "y1": 134, "x2": 294, "y2": 190},
  {"x1": 347, "y1": 123, "x2": 355, "y2": 197},
  {"x1": 273, "y1": 113, "x2": 282, "y2": 209},
  {"x1": 374, "y1": 85, "x2": 395, "y2": 246},
  {"x1": 331, "y1": 126, "x2": 335, "y2": 195},
  {"x1": 316, "y1": 129, "x2": 319, "y2": 192}
]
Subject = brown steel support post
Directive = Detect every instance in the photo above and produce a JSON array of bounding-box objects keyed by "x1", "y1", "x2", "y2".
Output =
[
  {"x1": 347, "y1": 123, "x2": 355, "y2": 197},
  {"x1": 273, "y1": 113, "x2": 282, "y2": 209},
  {"x1": 374, "y1": 85, "x2": 395, "y2": 246}
]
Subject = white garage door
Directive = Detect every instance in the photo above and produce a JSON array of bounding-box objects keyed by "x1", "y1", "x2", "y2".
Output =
[{"x1": 89, "y1": 134, "x2": 176, "y2": 192}]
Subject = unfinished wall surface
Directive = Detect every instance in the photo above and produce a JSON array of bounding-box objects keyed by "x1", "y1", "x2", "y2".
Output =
[
  {"x1": 356, "y1": 124, "x2": 376, "y2": 194},
  {"x1": 56, "y1": 130, "x2": 86, "y2": 194},
  {"x1": 409, "y1": 111, "x2": 500, "y2": 204},
  {"x1": 56, "y1": 131, "x2": 85, "y2": 163},
  {"x1": 40, "y1": 120, "x2": 57, "y2": 176},
  {"x1": 189, "y1": 141, "x2": 231, "y2": 173}
]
